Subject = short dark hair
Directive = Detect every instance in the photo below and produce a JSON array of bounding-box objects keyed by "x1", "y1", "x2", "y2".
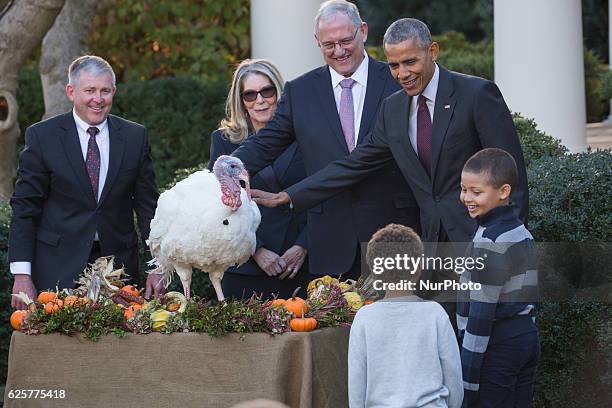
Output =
[
  {"x1": 462, "y1": 148, "x2": 518, "y2": 188},
  {"x1": 383, "y1": 18, "x2": 432, "y2": 49},
  {"x1": 366, "y1": 224, "x2": 423, "y2": 283}
]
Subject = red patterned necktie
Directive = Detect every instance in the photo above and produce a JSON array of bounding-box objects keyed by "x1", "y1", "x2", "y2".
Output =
[
  {"x1": 85, "y1": 126, "x2": 100, "y2": 200},
  {"x1": 417, "y1": 94, "x2": 432, "y2": 176}
]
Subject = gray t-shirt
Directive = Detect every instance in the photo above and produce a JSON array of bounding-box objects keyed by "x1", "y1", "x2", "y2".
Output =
[{"x1": 348, "y1": 296, "x2": 463, "y2": 408}]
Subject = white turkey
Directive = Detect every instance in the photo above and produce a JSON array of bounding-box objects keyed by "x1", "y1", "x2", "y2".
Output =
[{"x1": 147, "y1": 155, "x2": 261, "y2": 301}]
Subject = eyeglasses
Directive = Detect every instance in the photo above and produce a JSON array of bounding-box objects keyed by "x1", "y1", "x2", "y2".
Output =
[
  {"x1": 318, "y1": 27, "x2": 359, "y2": 51},
  {"x1": 241, "y1": 86, "x2": 277, "y2": 102}
]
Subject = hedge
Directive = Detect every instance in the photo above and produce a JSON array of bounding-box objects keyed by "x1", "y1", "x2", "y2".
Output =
[
  {"x1": 0, "y1": 201, "x2": 12, "y2": 386},
  {"x1": 111, "y1": 77, "x2": 227, "y2": 187},
  {"x1": 534, "y1": 301, "x2": 610, "y2": 407},
  {"x1": 16, "y1": 67, "x2": 44, "y2": 145},
  {"x1": 527, "y1": 148, "x2": 611, "y2": 407},
  {"x1": 513, "y1": 113, "x2": 568, "y2": 167},
  {"x1": 528, "y1": 150, "x2": 612, "y2": 243}
]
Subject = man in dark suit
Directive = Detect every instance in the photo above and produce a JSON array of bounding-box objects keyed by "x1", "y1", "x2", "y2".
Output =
[
  {"x1": 252, "y1": 18, "x2": 528, "y2": 276},
  {"x1": 232, "y1": 1, "x2": 419, "y2": 280},
  {"x1": 10, "y1": 55, "x2": 160, "y2": 309}
]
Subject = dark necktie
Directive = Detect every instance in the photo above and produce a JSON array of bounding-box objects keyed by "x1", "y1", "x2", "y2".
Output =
[
  {"x1": 85, "y1": 126, "x2": 101, "y2": 200},
  {"x1": 417, "y1": 94, "x2": 432, "y2": 176}
]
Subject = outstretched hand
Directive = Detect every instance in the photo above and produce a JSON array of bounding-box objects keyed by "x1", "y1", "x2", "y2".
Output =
[
  {"x1": 251, "y1": 189, "x2": 290, "y2": 208},
  {"x1": 145, "y1": 272, "x2": 166, "y2": 299}
]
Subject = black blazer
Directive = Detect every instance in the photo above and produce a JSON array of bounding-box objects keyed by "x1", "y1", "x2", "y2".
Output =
[
  {"x1": 286, "y1": 67, "x2": 528, "y2": 246},
  {"x1": 9, "y1": 113, "x2": 159, "y2": 290},
  {"x1": 233, "y1": 57, "x2": 419, "y2": 276},
  {"x1": 208, "y1": 129, "x2": 307, "y2": 276}
]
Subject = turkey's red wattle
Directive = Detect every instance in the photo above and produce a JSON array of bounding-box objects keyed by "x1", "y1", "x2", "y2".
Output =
[{"x1": 219, "y1": 176, "x2": 242, "y2": 210}]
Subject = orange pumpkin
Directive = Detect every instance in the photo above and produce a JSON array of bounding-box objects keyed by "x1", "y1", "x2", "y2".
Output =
[
  {"x1": 64, "y1": 295, "x2": 79, "y2": 307},
  {"x1": 284, "y1": 287, "x2": 307, "y2": 315},
  {"x1": 285, "y1": 298, "x2": 307, "y2": 315},
  {"x1": 37, "y1": 291, "x2": 57, "y2": 304},
  {"x1": 290, "y1": 317, "x2": 317, "y2": 332},
  {"x1": 121, "y1": 285, "x2": 139, "y2": 297},
  {"x1": 271, "y1": 298, "x2": 286, "y2": 307},
  {"x1": 123, "y1": 303, "x2": 142, "y2": 320},
  {"x1": 44, "y1": 299, "x2": 64, "y2": 314},
  {"x1": 289, "y1": 303, "x2": 317, "y2": 332},
  {"x1": 10, "y1": 310, "x2": 28, "y2": 330}
]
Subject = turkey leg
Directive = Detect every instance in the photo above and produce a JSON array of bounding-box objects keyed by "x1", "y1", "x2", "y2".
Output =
[
  {"x1": 209, "y1": 272, "x2": 225, "y2": 301},
  {"x1": 173, "y1": 263, "x2": 193, "y2": 300}
]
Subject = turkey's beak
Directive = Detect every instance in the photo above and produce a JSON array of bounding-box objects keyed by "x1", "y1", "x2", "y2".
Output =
[{"x1": 239, "y1": 169, "x2": 252, "y2": 201}]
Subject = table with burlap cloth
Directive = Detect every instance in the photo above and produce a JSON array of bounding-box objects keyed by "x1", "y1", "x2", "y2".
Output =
[{"x1": 4, "y1": 327, "x2": 349, "y2": 408}]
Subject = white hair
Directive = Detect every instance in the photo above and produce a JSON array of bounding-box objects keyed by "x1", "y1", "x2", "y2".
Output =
[
  {"x1": 68, "y1": 55, "x2": 116, "y2": 87},
  {"x1": 314, "y1": 0, "x2": 363, "y2": 36}
]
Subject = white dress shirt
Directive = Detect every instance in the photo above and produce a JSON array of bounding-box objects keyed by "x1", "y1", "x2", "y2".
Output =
[
  {"x1": 408, "y1": 63, "x2": 440, "y2": 153},
  {"x1": 329, "y1": 52, "x2": 369, "y2": 148},
  {"x1": 10, "y1": 111, "x2": 110, "y2": 275}
]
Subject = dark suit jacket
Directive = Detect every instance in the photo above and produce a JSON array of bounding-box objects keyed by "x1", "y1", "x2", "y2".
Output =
[
  {"x1": 208, "y1": 129, "x2": 307, "y2": 276},
  {"x1": 9, "y1": 112, "x2": 159, "y2": 290},
  {"x1": 233, "y1": 57, "x2": 419, "y2": 276},
  {"x1": 285, "y1": 66, "x2": 528, "y2": 246}
]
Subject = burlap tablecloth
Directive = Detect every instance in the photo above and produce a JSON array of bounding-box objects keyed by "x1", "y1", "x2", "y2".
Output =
[{"x1": 3, "y1": 327, "x2": 349, "y2": 408}]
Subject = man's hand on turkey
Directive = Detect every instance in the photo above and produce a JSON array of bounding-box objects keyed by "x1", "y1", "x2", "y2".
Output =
[
  {"x1": 251, "y1": 190, "x2": 290, "y2": 208},
  {"x1": 253, "y1": 247, "x2": 287, "y2": 277},
  {"x1": 145, "y1": 272, "x2": 166, "y2": 299},
  {"x1": 278, "y1": 245, "x2": 307, "y2": 280}
]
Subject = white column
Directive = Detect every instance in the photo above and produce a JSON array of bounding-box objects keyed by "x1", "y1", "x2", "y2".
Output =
[
  {"x1": 251, "y1": 0, "x2": 324, "y2": 81},
  {"x1": 495, "y1": 0, "x2": 586, "y2": 152}
]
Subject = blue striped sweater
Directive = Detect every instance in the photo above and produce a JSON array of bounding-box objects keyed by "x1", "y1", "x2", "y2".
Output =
[{"x1": 456, "y1": 204, "x2": 538, "y2": 407}]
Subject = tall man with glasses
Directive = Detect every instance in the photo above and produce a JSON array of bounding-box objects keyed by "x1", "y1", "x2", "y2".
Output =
[
  {"x1": 9, "y1": 55, "x2": 160, "y2": 309},
  {"x1": 233, "y1": 0, "x2": 419, "y2": 280}
]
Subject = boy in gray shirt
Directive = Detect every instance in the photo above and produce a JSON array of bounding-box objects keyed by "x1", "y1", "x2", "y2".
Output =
[{"x1": 349, "y1": 224, "x2": 463, "y2": 408}]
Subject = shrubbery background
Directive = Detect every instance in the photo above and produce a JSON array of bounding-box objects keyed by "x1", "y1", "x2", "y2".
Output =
[{"x1": 112, "y1": 78, "x2": 227, "y2": 187}]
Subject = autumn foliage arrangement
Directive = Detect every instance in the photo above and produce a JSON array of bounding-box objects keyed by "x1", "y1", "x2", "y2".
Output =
[{"x1": 10, "y1": 259, "x2": 376, "y2": 340}]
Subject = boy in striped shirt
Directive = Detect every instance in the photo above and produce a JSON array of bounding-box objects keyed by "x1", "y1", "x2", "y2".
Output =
[{"x1": 457, "y1": 148, "x2": 540, "y2": 407}]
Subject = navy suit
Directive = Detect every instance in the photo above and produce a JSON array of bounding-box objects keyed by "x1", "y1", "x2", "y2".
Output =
[
  {"x1": 208, "y1": 130, "x2": 309, "y2": 298},
  {"x1": 286, "y1": 67, "x2": 529, "y2": 246},
  {"x1": 233, "y1": 57, "x2": 419, "y2": 277},
  {"x1": 9, "y1": 113, "x2": 159, "y2": 290}
]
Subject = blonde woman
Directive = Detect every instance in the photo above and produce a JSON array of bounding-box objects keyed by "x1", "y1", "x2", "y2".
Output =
[{"x1": 208, "y1": 59, "x2": 308, "y2": 299}]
